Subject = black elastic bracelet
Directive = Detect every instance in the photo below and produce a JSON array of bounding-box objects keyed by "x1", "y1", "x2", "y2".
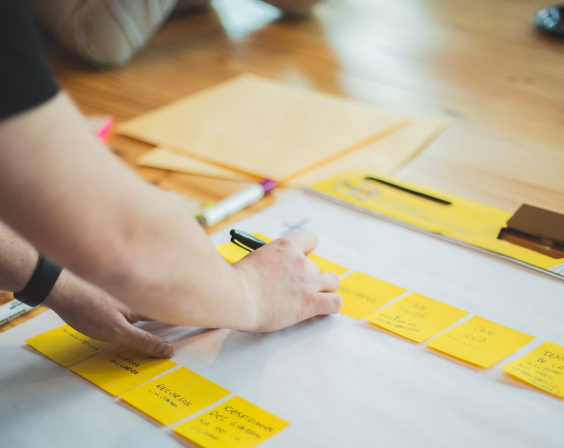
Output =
[{"x1": 13, "y1": 257, "x2": 63, "y2": 307}]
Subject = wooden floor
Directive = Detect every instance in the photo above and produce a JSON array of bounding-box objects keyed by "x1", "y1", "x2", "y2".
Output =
[
  {"x1": 2, "y1": 0, "x2": 564, "y2": 330},
  {"x1": 51, "y1": 0, "x2": 564, "y2": 212}
]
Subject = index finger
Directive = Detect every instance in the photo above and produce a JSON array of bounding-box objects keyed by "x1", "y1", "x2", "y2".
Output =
[{"x1": 280, "y1": 230, "x2": 318, "y2": 256}]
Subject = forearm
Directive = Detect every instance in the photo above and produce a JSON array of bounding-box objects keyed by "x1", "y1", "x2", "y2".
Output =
[
  {"x1": 0, "y1": 93, "x2": 250, "y2": 328},
  {"x1": 91, "y1": 191, "x2": 252, "y2": 329},
  {"x1": 0, "y1": 222, "x2": 38, "y2": 292}
]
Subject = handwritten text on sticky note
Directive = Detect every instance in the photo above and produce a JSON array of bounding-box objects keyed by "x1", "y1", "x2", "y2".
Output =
[
  {"x1": 501, "y1": 341, "x2": 564, "y2": 398},
  {"x1": 426, "y1": 316, "x2": 535, "y2": 368},
  {"x1": 339, "y1": 272, "x2": 406, "y2": 319},
  {"x1": 26, "y1": 325, "x2": 113, "y2": 367},
  {"x1": 366, "y1": 293, "x2": 468, "y2": 343},
  {"x1": 173, "y1": 395, "x2": 290, "y2": 448},
  {"x1": 121, "y1": 367, "x2": 231, "y2": 425},
  {"x1": 71, "y1": 346, "x2": 177, "y2": 396}
]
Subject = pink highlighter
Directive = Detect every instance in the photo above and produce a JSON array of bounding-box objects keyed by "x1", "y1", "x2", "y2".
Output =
[{"x1": 88, "y1": 116, "x2": 114, "y2": 141}]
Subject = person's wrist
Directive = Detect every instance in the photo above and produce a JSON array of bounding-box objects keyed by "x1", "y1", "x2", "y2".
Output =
[
  {"x1": 231, "y1": 263, "x2": 264, "y2": 332},
  {"x1": 42, "y1": 269, "x2": 71, "y2": 311}
]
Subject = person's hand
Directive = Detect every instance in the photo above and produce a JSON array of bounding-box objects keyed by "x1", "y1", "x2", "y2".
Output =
[
  {"x1": 43, "y1": 270, "x2": 175, "y2": 358},
  {"x1": 232, "y1": 231, "x2": 342, "y2": 332}
]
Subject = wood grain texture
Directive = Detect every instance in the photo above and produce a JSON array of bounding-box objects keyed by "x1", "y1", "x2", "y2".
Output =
[{"x1": 3, "y1": 0, "x2": 564, "y2": 332}]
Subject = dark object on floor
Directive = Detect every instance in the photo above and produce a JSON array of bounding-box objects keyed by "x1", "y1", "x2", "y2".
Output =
[{"x1": 535, "y1": 4, "x2": 564, "y2": 39}]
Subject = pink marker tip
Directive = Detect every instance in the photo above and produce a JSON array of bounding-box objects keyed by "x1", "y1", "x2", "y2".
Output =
[
  {"x1": 260, "y1": 179, "x2": 277, "y2": 194},
  {"x1": 96, "y1": 117, "x2": 114, "y2": 140}
]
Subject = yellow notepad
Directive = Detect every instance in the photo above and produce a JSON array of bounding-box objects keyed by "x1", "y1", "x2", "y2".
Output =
[
  {"x1": 71, "y1": 347, "x2": 177, "y2": 396},
  {"x1": 121, "y1": 367, "x2": 231, "y2": 425},
  {"x1": 501, "y1": 341, "x2": 564, "y2": 398},
  {"x1": 338, "y1": 272, "x2": 406, "y2": 319},
  {"x1": 366, "y1": 293, "x2": 468, "y2": 343},
  {"x1": 426, "y1": 316, "x2": 535, "y2": 368},
  {"x1": 26, "y1": 325, "x2": 113, "y2": 367},
  {"x1": 173, "y1": 395, "x2": 290, "y2": 448},
  {"x1": 308, "y1": 254, "x2": 348, "y2": 275},
  {"x1": 119, "y1": 74, "x2": 407, "y2": 181}
]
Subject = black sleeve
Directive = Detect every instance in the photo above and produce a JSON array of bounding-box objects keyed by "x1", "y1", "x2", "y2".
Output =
[{"x1": 0, "y1": 1, "x2": 60, "y2": 121}]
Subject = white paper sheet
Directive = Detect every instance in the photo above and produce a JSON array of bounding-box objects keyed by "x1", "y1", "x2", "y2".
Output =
[{"x1": 1, "y1": 192, "x2": 563, "y2": 448}]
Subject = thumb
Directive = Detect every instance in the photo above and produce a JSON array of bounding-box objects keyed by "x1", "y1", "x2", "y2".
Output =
[{"x1": 113, "y1": 324, "x2": 175, "y2": 358}]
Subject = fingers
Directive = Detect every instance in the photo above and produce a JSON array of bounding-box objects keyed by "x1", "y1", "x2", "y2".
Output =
[
  {"x1": 281, "y1": 230, "x2": 318, "y2": 256},
  {"x1": 319, "y1": 272, "x2": 340, "y2": 292},
  {"x1": 311, "y1": 292, "x2": 343, "y2": 315},
  {"x1": 113, "y1": 324, "x2": 175, "y2": 358}
]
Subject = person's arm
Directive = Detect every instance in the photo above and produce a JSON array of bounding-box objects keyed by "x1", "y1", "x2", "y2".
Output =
[
  {"x1": 0, "y1": 222, "x2": 175, "y2": 357},
  {"x1": 0, "y1": 92, "x2": 341, "y2": 332}
]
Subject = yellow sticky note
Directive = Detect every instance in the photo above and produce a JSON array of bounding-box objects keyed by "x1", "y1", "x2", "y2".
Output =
[
  {"x1": 70, "y1": 346, "x2": 177, "y2": 396},
  {"x1": 120, "y1": 367, "x2": 231, "y2": 425},
  {"x1": 216, "y1": 234, "x2": 273, "y2": 264},
  {"x1": 174, "y1": 395, "x2": 290, "y2": 448},
  {"x1": 308, "y1": 254, "x2": 348, "y2": 275},
  {"x1": 26, "y1": 325, "x2": 113, "y2": 367},
  {"x1": 426, "y1": 316, "x2": 535, "y2": 368},
  {"x1": 501, "y1": 341, "x2": 564, "y2": 398},
  {"x1": 338, "y1": 272, "x2": 407, "y2": 319},
  {"x1": 217, "y1": 243, "x2": 248, "y2": 264},
  {"x1": 366, "y1": 293, "x2": 468, "y2": 343}
]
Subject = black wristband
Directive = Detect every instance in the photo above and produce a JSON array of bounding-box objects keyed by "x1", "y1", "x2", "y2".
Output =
[{"x1": 13, "y1": 257, "x2": 63, "y2": 307}]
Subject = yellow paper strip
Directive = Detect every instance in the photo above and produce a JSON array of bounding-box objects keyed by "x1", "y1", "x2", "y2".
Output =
[
  {"x1": 173, "y1": 395, "x2": 290, "y2": 448},
  {"x1": 366, "y1": 293, "x2": 468, "y2": 343},
  {"x1": 308, "y1": 254, "x2": 348, "y2": 275},
  {"x1": 71, "y1": 346, "x2": 177, "y2": 396},
  {"x1": 426, "y1": 316, "x2": 535, "y2": 368},
  {"x1": 26, "y1": 325, "x2": 113, "y2": 367},
  {"x1": 501, "y1": 341, "x2": 564, "y2": 398},
  {"x1": 310, "y1": 171, "x2": 564, "y2": 274},
  {"x1": 121, "y1": 367, "x2": 231, "y2": 425},
  {"x1": 338, "y1": 272, "x2": 407, "y2": 319}
]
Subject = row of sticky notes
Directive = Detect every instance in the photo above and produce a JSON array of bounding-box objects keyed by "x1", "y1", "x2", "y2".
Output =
[
  {"x1": 216, "y1": 233, "x2": 349, "y2": 275},
  {"x1": 26, "y1": 326, "x2": 289, "y2": 447},
  {"x1": 335, "y1": 270, "x2": 564, "y2": 398},
  {"x1": 218, "y1": 237, "x2": 564, "y2": 399},
  {"x1": 121, "y1": 367, "x2": 289, "y2": 447}
]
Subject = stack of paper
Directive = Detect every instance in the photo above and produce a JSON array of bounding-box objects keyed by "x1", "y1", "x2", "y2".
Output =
[{"x1": 119, "y1": 74, "x2": 446, "y2": 184}]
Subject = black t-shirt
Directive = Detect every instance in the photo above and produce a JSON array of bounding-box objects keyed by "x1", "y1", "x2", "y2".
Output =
[{"x1": 0, "y1": 1, "x2": 59, "y2": 121}]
